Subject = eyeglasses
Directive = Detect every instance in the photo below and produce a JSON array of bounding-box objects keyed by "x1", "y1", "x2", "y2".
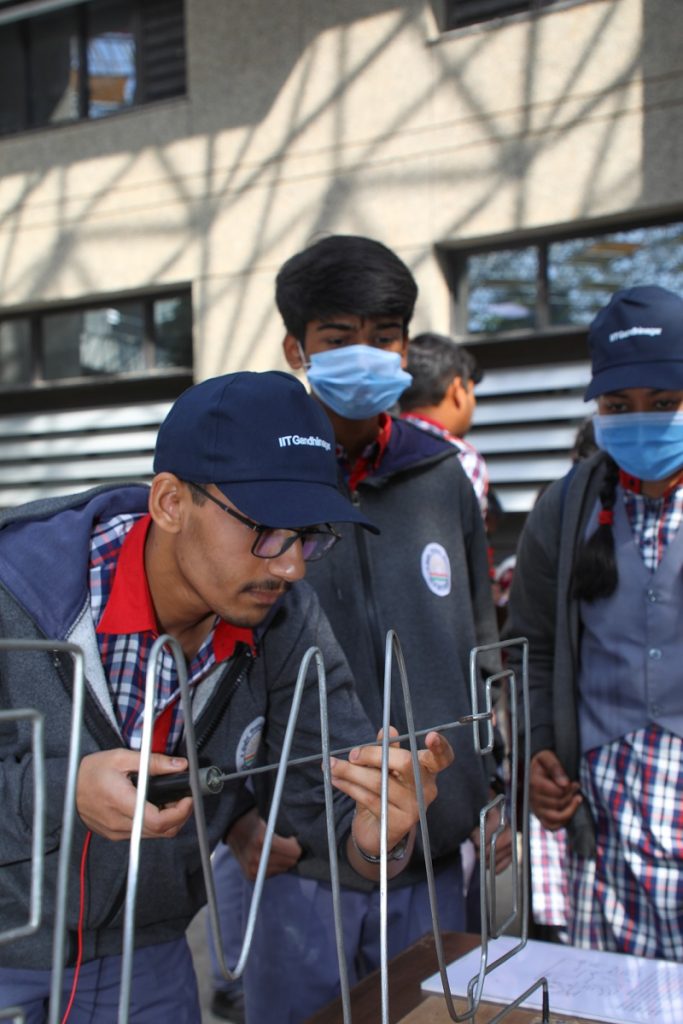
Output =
[{"x1": 189, "y1": 483, "x2": 341, "y2": 562}]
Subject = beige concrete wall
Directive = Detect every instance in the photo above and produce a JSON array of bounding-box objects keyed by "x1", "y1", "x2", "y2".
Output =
[{"x1": 1, "y1": 0, "x2": 681, "y2": 379}]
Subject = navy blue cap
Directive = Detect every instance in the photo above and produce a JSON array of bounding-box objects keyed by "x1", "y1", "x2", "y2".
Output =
[
  {"x1": 585, "y1": 285, "x2": 683, "y2": 400},
  {"x1": 154, "y1": 371, "x2": 378, "y2": 531}
]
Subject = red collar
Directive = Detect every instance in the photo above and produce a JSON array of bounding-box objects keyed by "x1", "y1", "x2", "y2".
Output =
[
  {"x1": 346, "y1": 413, "x2": 393, "y2": 490},
  {"x1": 618, "y1": 468, "x2": 683, "y2": 499},
  {"x1": 97, "y1": 515, "x2": 254, "y2": 659}
]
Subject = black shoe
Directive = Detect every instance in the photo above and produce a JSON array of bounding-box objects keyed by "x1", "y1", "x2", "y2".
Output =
[{"x1": 211, "y1": 989, "x2": 246, "y2": 1024}]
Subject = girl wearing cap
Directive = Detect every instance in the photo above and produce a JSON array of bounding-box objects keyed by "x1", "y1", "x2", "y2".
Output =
[{"x1": 505, "y1": 284, "x2": 683, "y2": 959}]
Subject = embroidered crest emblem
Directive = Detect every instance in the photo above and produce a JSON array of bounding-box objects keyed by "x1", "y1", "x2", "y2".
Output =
[
  {"x1": 421, "y1": 542, "x2": 451, "y2": 597},
  {"x1": 236, "y1": 716, "x2": 265, "y2": 771}
]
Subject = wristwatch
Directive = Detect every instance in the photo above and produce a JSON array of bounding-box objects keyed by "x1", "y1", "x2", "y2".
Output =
[{"x1": 351, "y1": 829, "x2": 410, "y2": 864}]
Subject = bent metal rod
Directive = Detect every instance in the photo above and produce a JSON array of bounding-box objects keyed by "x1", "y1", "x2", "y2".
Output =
[
  {"x1": 0, "y1": 639, "x2": 87, "y2": 1024},
  {"x1": 129, "y1": 632, "x2": 543, "y2": 1024},
  {"x1": 138, "y1": 712, "x2": 494, "y2": 807},
  {"x1": 1, "y1": 633, "x2": 546, "y2": 1024}
]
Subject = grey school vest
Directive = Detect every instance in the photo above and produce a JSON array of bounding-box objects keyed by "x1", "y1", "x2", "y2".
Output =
[{"x1": 578, "y1": 490, "x2": 683, "y2": 753}]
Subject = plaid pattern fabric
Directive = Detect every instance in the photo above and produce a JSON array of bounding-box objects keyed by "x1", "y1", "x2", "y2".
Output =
[
  {"x1": 338, "y1": 412, "x2": 392, "y2": 491},
  {"x1": 531, "y1": 478, "x2": 683, "y2": 944},
  {"x1": 622, "y1": 481, "x2": 683, "y2": 572},
  {"x1": 400, "y1": 413, "x2": 489, "y2": 518},
  {"x1": 568, "y1": 724, "x2": 683, "y2": 959},
  {"x1": 90, "y1": 514, "x2": 224, "y2": 753},
  {"x1": 529, "y1": 814, "x2": 569, "y2": 930}
]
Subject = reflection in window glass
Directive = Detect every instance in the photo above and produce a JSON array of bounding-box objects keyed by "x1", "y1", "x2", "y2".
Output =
[
  {"x1": 549, "y1": 223, "x2": 683, "y2": 327},
  {"x1": 0, "y1": 319, "x2": 32, "y2": 385},
  {"x1": 2, "y1": 290, "x2": 191, "y2": 388},
  {"x1": 0, "y1": 0, "x2": 185, "y2": 136},
  {"x1": 467, "y1": 248, "x2": 538, "y2": 334},
  {"x1": 43, "y1": 303, "x2": 146, "y2": 379},
  {"x1": 87, "y1": 0, "x2": 136, "y2": 118},
  {"x1": 153, "y1": 295, "x2": 192, "y2": 368},
  {"x1": 43, "y1": 311, "x2": 86, "y2": 379},
  {"x1": 29, "y1": 9, "x2": 79, "y2": 126}
]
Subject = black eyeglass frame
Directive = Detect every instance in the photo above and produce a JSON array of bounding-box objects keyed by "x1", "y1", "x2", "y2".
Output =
[{"x1": 187, "y1": 482, "x2": 341, "y2": 561}]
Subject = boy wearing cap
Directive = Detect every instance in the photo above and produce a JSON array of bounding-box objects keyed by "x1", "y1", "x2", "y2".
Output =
[
  {"x1": 505, "y1": 284, "x2": 683, "y2": 959},
  {"x1": 0, "y1": 371, "x2": 453, "y2": 1021},
  {"x1": 214, "y1": 236, "x2": 500, "y2": 1023}
]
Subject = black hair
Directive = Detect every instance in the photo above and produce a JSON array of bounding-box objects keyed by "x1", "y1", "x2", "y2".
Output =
[
  {"x1": 275, "y1": 235, "x2": 418, "y2": 341},
  {"x1": 571, "y1": 455, "x2": 620, "y2": 601},
  {"x1": 186, "y1": 481, "x2": 207, "y2": 506},
  {"x1": 570, "y1": 417, "x2": 598, "y2": 464},
  {"x1": 399, "y1": 332, "x2": 483, "y2": 411}
]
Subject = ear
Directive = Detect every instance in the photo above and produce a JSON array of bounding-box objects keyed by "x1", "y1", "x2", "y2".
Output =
[
  {"x1": 148, "y1": 473, "x2": 186, "y2": 535},
  {"x1": 449, "y1": 375, "x2": 464, "y2": 407},
  {"x1": 283, "y1": 334, "x2": 304, "y2": 370}
]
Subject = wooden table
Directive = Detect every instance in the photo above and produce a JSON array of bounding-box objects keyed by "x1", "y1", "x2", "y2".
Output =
[{"x1": 303, "y1": 932, "x2": 607, "y2": 1024}]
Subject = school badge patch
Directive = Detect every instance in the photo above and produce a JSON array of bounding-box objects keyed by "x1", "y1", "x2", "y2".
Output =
[
  {"x1": 421, "y1": 542, "x2": 451, "y2": 597},
  {"x1": 236, "y1": 716, "x2": 265, "y2": 771}
]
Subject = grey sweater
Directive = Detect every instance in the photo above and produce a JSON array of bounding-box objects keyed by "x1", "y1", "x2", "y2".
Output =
[
  {"x1": 0, "y1": 485, "x2": 370, "y2": 969},
  {"x1": 285, "y1": 419, "x2": 500, "y2": 888}
]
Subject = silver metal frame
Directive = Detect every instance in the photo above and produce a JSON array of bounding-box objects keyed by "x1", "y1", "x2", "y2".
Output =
[
  {"x1": 2, "y1": 632, "x2": 544, "y2": 1024},
  {"x1": 0, "y1": 706, "x2": 45, "y2": 944},
  {"x1": 0, "y1": 639, "x2": 85, "y2": 1024}
]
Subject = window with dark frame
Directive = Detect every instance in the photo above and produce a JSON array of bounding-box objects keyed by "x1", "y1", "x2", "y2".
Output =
[
  {"x1": 0, "y1": 289, "x2": 193, "y2": 390},
  {"x1": 440, "y1": 0, "x2": 566, "y2": 31},
  {"x1": 0, "y1": 0, "x2": 185, "y2": 137},
  {"x1": 435, "y1": 218, "x2": 683, "y2": 555},
  {"x1": 444, "y1": 221, "x2": 683, "y2": 342}
]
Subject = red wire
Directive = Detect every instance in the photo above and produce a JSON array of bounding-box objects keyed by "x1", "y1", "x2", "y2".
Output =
[{"x1": 60, "y1": 830, "x2": 92, "y2": 1024}]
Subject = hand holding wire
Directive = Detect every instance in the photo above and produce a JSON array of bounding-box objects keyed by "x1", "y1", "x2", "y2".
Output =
[
  {"x1": 76, "y1": 749, "x2": 193, "y2": 841},
  {"x1": 331, "y1": 726, "x2": 454, "y2": 865}
]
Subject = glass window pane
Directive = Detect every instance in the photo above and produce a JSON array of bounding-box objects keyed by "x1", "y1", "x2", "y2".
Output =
[
  {"x1": 87, "y1": 0, "x2": 136, "y2": 119},
  {"x1": 0, "y1": 24, "x2": 27, "y2": 135},
  {"x1": 443, "y1": 0, "x2": 560, "y2": 30},
  {"x1": 548, "y1": 223, "x2": 683, "y2": 328},
  {"x1": 466, "y1": 247, "x2": 538, "y2": 334},
  {"x1": 153, "y1": 294, "x2": 193, "y2": 368},
  {"x1": 28, "y1": 9, "x2": 80, "y2": 127},
  {"x1": 0, "y1": 319, "x2": 32, "y2": 385},
  {"x1": 139, "y1": 0, "x2": 186, "y2": 102},
  {"x1": 43, "y1": 302, "x2": 146, "y2": 380}
]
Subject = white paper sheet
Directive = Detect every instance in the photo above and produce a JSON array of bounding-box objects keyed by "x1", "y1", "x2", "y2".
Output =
[{"x1": 421, "y1": 935, "x2": 683, "y2": 1023}]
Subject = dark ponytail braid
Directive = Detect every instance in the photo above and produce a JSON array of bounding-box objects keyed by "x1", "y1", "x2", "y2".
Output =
[{"x1": 571, "y1": 456, "x2": 620, "y2": 602}]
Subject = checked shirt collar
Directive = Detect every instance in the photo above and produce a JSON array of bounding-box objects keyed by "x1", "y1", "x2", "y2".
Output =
[
  {"x1": 92, "y1": 513, "x2": 255, "y2": 753},
  {"x1": 337, "y1": 412, "x2": 393, "y2": 491},
  {"x1": 618, "y1": 468, "x2": 683, "y2": 573}
]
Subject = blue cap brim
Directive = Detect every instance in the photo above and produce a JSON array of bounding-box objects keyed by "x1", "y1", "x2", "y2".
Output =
[
  {"x1": 584, "y1": 361, "x2": 683, "y2": 400},
  {"x1": 217, "y1": 479, "x2": 380, "y2": 533}
]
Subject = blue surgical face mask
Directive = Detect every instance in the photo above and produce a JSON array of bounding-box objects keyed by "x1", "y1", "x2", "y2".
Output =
[
  {"x1": 593, "y1": 411, "x2": 683, "y2": 480},
  {"x1": 304, "y1": 344, "x2": 412, "y2": 420}
]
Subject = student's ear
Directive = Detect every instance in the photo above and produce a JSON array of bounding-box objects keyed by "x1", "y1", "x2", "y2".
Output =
[
  {"x1": 399, "y1": 335, "x2": 409, "y2": 369},
  {"x1": 283, "y1": 334, "x2": 304, "y2": 370},
  {"x1": 149, "y1": 473, "x2": 185, "y2": 534},
  {"x1": 448, "y1": 375, "x2": 465, "y2": 407}
]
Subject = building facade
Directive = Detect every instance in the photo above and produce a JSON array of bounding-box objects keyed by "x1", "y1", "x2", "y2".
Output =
[{"x1": 1, "y1": 0, "x2": 681, "y2": 541}]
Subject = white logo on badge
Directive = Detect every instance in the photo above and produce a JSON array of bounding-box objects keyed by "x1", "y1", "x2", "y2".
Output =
[
  {"x1": 236, "y1": 716, "x2": 265, "y2": 771},
  {"x1": 421, "y1": 543, "x2": 451, "y2": 596}
]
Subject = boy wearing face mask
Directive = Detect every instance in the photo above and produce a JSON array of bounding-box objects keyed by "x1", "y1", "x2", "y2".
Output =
[
  {"x1": 210, "y1": 236, "x2": 500, "y2": 1024},
  {"x1": 505, "y1": 284, "x2": 683, "y2": 960}
]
